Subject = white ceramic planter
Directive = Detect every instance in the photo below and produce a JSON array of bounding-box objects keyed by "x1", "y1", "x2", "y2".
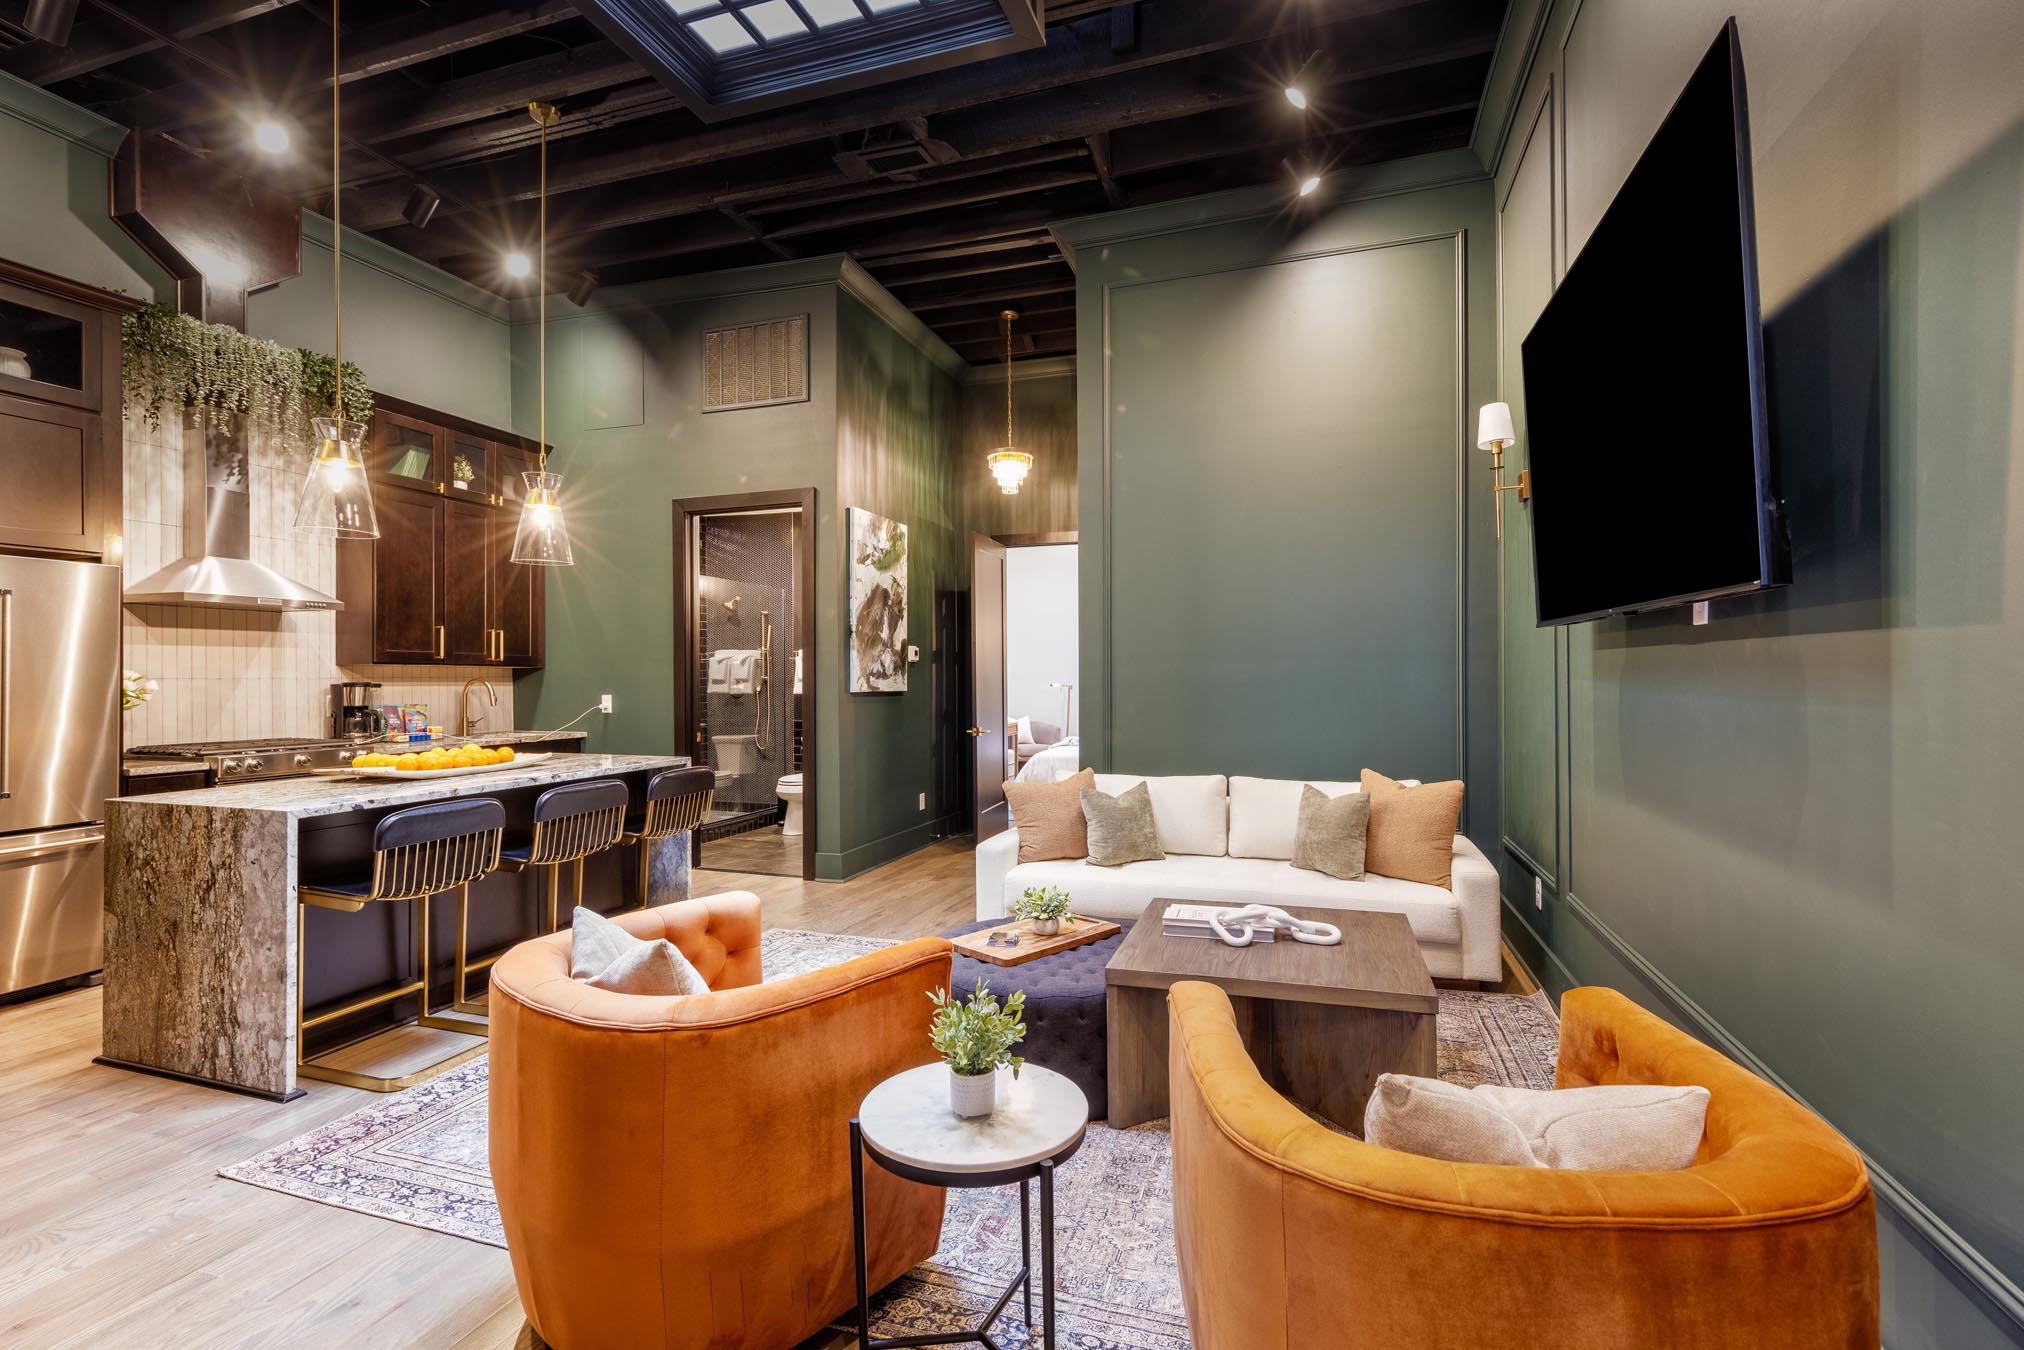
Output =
[
  {"x1": 1030, "y1": 917, "x2": 1062, "y2": 937},
  {"x1": 0, "y1": 348, "x2": 31, "y2": 380},
  {"x1": 947, "y1": 1066, "x2": 997, "y2": 1118}
]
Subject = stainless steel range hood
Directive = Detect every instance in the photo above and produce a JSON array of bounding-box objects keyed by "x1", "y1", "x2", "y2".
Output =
[{"x1": 124, "y1": 418, "x2": 343, "y2": 612}]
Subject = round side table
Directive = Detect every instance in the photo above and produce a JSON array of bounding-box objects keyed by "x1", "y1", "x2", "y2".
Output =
[{"x1": 850, "y1": 1062, "x2": 1089, "y2": 1350}]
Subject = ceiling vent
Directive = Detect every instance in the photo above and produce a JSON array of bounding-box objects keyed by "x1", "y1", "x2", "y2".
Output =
[{"x1": 834, "y1": 124, "x2": 960, "y2": 180}]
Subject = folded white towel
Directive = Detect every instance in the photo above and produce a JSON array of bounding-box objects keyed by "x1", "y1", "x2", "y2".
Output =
[
  {"x1": 792, "y1": 648, "x2": 803, "y2": 696},
  {"x1": 707, "y1": 650, "x2": 734, "y2": 691},
  {"x1": 724, "y1": 650, "x2": 759, "y2": 696}
]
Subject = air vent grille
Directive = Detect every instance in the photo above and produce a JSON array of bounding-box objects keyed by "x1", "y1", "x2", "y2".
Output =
[{"x1": 704, "y1": 315, "x2": 809, "y2": 412}]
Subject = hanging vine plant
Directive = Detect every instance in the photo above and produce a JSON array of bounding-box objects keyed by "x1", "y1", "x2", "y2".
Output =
[{"x1": 121, "y1": 303, "x2": 373, "y2": 438}]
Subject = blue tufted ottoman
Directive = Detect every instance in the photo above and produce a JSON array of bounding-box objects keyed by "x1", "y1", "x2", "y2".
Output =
[{"x1": 941, "y1": 918, "x2": 1129, "y2": 1121}]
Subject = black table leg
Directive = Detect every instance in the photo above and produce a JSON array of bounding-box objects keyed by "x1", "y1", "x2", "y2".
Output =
[
  {"x1": 1020, "y1": 1177, "x2": 1032, "y2": 1329},
  {"x1": 1039, "y1": 1160, "x2": 1056, "y2": 1350},
  {"x1": 850, "y1": 1118, "x2": 871, "y2": 1349}
]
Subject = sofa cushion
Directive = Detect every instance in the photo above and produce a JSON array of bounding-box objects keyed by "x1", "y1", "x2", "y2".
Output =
[
  {"x1": 1002, "y1": 853, "x2": 1462, "y2": 946},
  {"x1": 1002, "y1": 768, "x2": 1095, "y2": 863},
  {"x1": 1291, "y1": 784, "x2": 1370, "y2": 880},
  {"x1": 1228, "y1": 777, "x2": 1360, "y2": 860},
  {"x1": 1362, "y1": 769, "x2": 1465, "y2": 888},
  {"x1": 1092, "y1": 773, "x2": 1228, "y2": 855},
  {"x1": 1082, "y1": 782, "x2": 1167, "y2": 867}
]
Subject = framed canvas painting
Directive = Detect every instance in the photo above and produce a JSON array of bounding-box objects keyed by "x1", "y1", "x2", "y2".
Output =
[{"x1": 848, "y1": 506, "x2": 908, "y2": 693}]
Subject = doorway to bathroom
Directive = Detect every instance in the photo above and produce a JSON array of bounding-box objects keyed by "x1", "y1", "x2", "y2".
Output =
[{"x1": 674, "y1": 491, "x2": 815, "y2": 879}]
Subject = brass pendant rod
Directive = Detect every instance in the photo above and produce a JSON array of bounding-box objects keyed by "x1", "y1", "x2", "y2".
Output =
[
  {"x1": 538, "y1": 105, "x2": 547, "y2": 472},
  {"x1": 331, "y1": 0, "x2": 341, "y2": 414},
  {"x1": 1003, "y1": 308, "x2": 1015, "y2": 447}
]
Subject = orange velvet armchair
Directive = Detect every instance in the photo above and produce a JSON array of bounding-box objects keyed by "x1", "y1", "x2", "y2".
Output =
[
  {"x1": 488, "y1": 893, "x2": 953, "y2": 1350},
  {"x1": 1169, "y1": 981, "x2": 1880, "y2": 1350}
]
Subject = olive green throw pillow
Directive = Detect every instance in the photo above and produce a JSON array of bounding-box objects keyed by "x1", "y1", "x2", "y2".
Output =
[
  {"x1": 1081, "y1": 782, "x2": 1166, "y2": 867},
  {"x1": 1290, "y1": 785, "x2": 1370, "y2": 880}
]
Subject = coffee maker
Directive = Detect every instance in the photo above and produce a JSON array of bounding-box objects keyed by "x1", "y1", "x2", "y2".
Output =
[{"x1": 333, "y1": 681, "x2": 385, "y2": 739}]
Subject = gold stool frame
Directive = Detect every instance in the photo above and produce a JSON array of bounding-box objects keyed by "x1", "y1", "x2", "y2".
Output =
[
  {"x1": 618, "y1": 784, "x2": 713, "y2": 911},
  {"x1": 297, "y1": 821, "x2": 503, "y2": 1092}
]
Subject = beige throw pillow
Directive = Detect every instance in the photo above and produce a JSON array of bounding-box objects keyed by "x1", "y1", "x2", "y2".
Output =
[
  {"x1": 1364, "y1": 1074, "x2": 1711, "y2": 1171},
  {"x1": 570, "y1": 906, "x2": 710, "y2": 996},
  {"x1": 1363, "y1": 1074, "x2": 1538, "y2": 1167},
  {"x1": 1081, "y1": 781, "x2": 1166, "y2": 867},
  {"x1": 1290, "y1": 784, "x2": 1370, "y2": 880},
  {"x1": 1003, "y1": 768, "x2": 1096, "y2": 863},
  {"x1": 1360, "y1": 769, "x2": 1464, "y2": 888}
]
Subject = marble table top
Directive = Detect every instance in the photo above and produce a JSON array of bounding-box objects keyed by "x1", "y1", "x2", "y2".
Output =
[
  {"x1": 109, "y1": 753, "x2": 692, "y2": 819},
  {"x1": 859, "y1": 1064, "x2": 1088, "y2": 1175}
]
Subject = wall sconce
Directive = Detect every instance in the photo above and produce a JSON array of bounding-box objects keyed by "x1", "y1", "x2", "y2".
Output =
[{"x1": 1477, "y1": 401, "x2": 1530, "y2": 540}]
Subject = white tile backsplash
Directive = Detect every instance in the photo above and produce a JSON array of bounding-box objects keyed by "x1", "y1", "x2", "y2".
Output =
[{"x1": 118, "y1": 410, "x2": 513, "y2": 748}]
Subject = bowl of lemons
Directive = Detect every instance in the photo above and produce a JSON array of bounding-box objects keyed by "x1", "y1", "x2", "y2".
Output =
[{"x1": 343, "y1": 744, "x2": 545, "y2": 777}]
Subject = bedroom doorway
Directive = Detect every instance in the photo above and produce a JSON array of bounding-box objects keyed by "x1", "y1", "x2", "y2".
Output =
[{"x1": 1002, "y1": 533, "x2": 1079, "y2": 788}]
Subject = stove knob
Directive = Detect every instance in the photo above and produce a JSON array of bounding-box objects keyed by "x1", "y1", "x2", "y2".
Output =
[
  {"x1": 219, "y1": 758, "x2": 241, "y2": 774},
  {"x1": 293, "y1": 754, "x2": 313, "y2": 768}
]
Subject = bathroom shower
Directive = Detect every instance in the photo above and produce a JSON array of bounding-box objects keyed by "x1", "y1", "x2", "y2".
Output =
[{"x1": 753, "y1": 609, "x2": 774, "y2": 755}]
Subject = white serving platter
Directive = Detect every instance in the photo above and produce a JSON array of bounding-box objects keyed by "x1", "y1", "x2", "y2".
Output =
[{"x1": 312, "y1": 751, "x2": 553, "y2": 780}]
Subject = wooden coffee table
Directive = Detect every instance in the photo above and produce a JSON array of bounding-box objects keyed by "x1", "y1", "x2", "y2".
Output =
[{"x1": 1104, "y1": 899, "x2": 1438, "y2": 1130}]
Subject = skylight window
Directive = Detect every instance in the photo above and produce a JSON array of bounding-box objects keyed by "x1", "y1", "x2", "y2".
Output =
[
  {"x1": 861, "y1": 0, "x2": 918, "y2": 11},
  {"x1": 797, "y1": 0, "x2": 864, "y2": 27},
  {"x1": 666, "y1": 0, "x2": 718, "y2": 13},
  {"x1": 689, "y1": 11, "x2": 759, "y2": 52},
  {"x1": 741, "y1": 0, "x2": 809, "y2": 42}
]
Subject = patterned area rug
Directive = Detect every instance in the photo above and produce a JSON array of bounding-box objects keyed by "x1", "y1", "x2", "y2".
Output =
[{"x1": 223, "y1": 931, "x2": 1558, "y2": 1348}]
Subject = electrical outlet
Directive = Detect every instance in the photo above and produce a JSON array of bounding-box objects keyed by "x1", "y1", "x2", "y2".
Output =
[
  {"x1": 598, "y1": 694, "x2": 615, "y2": 714},
  {"x1": 1691, "y1": 600, "x2": 1711, "y2": 626},
  {"x1": 918, "y1": 792, "x2": 927, "y2": 811},
  {"x1": 1534, "y1": 876, "x2": 1545, "y2": 910}
]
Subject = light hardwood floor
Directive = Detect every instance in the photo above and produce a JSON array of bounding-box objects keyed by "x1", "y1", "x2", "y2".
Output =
[{"x1": 0, "y1": 837, "x2": 1528, "y2": 1349}]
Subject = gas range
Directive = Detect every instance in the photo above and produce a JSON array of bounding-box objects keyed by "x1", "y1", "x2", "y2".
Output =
[{"x1": 127, "y1": 737, "x2": 375, "y2": 783}]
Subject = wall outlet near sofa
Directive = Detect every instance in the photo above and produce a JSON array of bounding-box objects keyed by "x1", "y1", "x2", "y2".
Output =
[
  {"x1": 1535, "y1": 876, "x2": 1544, "y2": 910},
  {"x1": 918, "y1": 792, "x2": 927, "y2": 810}
]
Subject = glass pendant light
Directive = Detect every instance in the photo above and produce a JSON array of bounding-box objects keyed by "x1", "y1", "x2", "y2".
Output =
[
  {"x1": 986, "y1": 309, "x2": 1033, "y2": 495},
  {"x1": 294, "y1": 0, "x2": 378, "y2": 540},
  {"x1": 511, "y1": 101, "x2": 573, "y2": 566}
]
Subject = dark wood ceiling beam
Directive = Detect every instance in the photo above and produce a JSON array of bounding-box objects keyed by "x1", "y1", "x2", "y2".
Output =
[
  {"x1": 765, "y1": 169, "x2": 1094, "y2": 242},
  {"x1": 868, "y1": 233, "x2": 1057, "y2": 268},
  {"x1": 345, "y1": 0, "x2": 1422, "y2": 231},
  {"x1": 905, "y1": 279, "x2": 1076, "y2": 313},
  {"x1": 0, "y1": 0, "x2": 295, "y2": 85},
  {"x1": 742, "y1": 145, "x2": 1086, "y2": 215},
  {"x1": 933, "y1": 302, "x2": 1076, "y2": 333},
  {"x1": 851, "y1": 211, "x2": 1066, "y2": 261},
  {"x1": 1086, "y1": 132, "x2": 1126, "y2": 209},
  {"x1": 347, "y1": 40, "x2": 637, "y2": 142},
  {"x1": 879, "y1": 253, "x2": 1065, "y2": 289}
]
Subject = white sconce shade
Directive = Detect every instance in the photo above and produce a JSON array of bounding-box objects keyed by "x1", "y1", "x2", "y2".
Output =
[{"x1": 1476, "y1": 401, "x2": 1516, "y2": 452}]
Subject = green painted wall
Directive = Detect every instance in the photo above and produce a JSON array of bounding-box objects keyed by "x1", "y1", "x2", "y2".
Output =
[
  {"x1": 835, "y1": 292, "x2": 964, "y2": 876},
  {"x1": 510, "y1": 266, "x2": 844, "y2": 862},
  {"x1": 0, "y1": 74, "x2": 166, "y2": 299},
  {"x1": 960, "y1": 367, "x2": 1077, "y2": 538},
  {"x1": 1485, "y1": 1, "x2": 2024, "y2": 1344},
  {"x1": 1061, "y1": 169, "x2": 1502, "y2": 847}
]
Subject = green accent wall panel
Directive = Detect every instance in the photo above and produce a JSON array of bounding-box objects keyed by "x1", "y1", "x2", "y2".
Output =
[
  {"x1": 960, "y1": 369, "x2": 1076, "y2": 538},
  {"x1": 1065, "y1": 176, "x2": 1501, "y2": 846},
  {"x1": 1486, "y1": 1, "x2": 2024, "y2": 1342},
  {"x1": 0, "y1": 79, "x2": 167, "y2": 299}
]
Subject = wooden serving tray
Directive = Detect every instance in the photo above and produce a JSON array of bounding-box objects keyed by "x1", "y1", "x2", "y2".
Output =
[
  {"x1": 951, "y1": 916, "x2": 1122, "y2": 967},
  {"x1": 311, "y1": 751, "x2": 552, "y2": 780}
]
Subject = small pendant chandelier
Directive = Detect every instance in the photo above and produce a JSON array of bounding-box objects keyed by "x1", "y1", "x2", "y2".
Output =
[
  {"x1": 986, "y1": 308, "x2": 1033, "y2": 495},
  {"x1": 294, "y1": 0, "x2": 378, "y2": 540},
  {"x1": 511, "y1": 100, "x2": 573, "y2": 566}
]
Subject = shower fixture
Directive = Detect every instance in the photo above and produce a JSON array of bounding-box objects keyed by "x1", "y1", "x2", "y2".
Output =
[{"x1": 754, "y1": 609, "x2": 775, "y2": 755}]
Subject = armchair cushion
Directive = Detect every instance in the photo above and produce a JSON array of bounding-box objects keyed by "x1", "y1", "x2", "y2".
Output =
[{"x1": 568, "y1": 904, "x2": 709, "y2": 995}]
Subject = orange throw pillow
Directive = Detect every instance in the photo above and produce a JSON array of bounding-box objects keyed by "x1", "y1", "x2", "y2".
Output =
[
  {"x1": 1003, "y1": 769, "x2": 1097, "y2": 863},
  {"x1": 1361, "y1": 769, "x2": 1464, "y2": 888}
]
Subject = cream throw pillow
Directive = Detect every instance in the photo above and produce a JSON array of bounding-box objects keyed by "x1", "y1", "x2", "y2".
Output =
[
  {"x1": 1003, "y1": 768, "x2": 1096, "y2": 863},
  {"x1": 1360, "y1": 769, "x2": 1464, "y2": 888},
  {"x1": 570, "y1": 906, "x2": 710, "y2": 996},
  {"x1": 1364, "y1": 1074, "x2": 1711, "y2": 1170}
]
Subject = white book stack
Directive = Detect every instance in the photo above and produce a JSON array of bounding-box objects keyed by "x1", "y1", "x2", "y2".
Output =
[{"x1": 1161, "y1": 903, "x2": 1275, "y2": 941}]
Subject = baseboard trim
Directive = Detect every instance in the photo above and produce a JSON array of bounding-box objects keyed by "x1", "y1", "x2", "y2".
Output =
[
  {"x1": 1559, "y1": 890, "x2": 2024, "y2": 1337},
  {"x1": 823, "y1": 820, "x2": 945, "y2": 881},
  {"x1": 1497, "y1": 893, "x2": 1580, "y2": 989}
]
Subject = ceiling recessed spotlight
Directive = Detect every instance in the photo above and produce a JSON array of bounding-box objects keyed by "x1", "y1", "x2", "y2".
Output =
[
  {"x1": 503, "y1": 252, "x2": 532, "y2": 278},
  {"x1": 1298, "y1": 174, "x2": 1322, "y2": 197},
  {"x1": 1284, "y1": 53, "x2": 1320, "y2": 112},
  {"x1": 1285, "y1": 86, "x2": 1308, "y2": 110},
  {"x1": 252, "y1": 118, "x2": 290, "y2": 154}
]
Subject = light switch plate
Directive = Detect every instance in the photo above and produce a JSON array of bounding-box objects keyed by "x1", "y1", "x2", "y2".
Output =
[
  {"x1": 1534, "y1": 876, "x2": 1545, "y2": 910},
  {"x1": 918, "y1": 792, "x2": 927, "y2": 810},
  {"x1": 1691, "y1": 600, "x2": 1710, "y2": 626}
]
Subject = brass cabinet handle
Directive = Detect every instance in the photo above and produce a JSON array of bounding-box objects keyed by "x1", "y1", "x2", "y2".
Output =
[{"x1": 435, "y1": 624, "x2": 445, "y2": 660}]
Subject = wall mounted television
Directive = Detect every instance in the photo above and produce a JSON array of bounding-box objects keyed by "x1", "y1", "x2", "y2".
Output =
[{"x1": 1520, "y1": 19, "x2": 1788, "y2": 626}]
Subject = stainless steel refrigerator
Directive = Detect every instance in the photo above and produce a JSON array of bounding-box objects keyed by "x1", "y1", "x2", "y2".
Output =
[{"x1": 0, "y1": 555, "x2": 121, "y2": 997}]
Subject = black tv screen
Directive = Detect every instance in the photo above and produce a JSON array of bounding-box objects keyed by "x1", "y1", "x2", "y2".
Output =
[{"x1": 1520, "y1": 21, "x2": 1787, "y2": 626}]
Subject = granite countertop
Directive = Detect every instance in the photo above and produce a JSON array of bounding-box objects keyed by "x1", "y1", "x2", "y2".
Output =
[
  {"x1": 424, "y1": 729, "x2": 589, "y2": 749},
  {"x1": 111, "y1": 753, "x2": 692, "y2": 819},
  {"x1": 121, "y1": 756, "x2": 210, "y2": 777}
]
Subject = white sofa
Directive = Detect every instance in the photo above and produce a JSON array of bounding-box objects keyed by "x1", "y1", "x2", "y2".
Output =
[{"x1": 977, "y1": 773, "x2": 1500, "y2": 983}]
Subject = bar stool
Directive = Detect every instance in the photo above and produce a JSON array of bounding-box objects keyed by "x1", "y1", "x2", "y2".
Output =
[
  {"x1": 296, "y1": 798, "x2": 505, "y2": 1093},
  {"x1": 618, "y1": 766, "x2": 715, "y2": 911}
]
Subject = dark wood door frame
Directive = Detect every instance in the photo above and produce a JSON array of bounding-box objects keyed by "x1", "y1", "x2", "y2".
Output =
[{"x1": 673, "y1": 489, "x2": 818, "y2": 881}]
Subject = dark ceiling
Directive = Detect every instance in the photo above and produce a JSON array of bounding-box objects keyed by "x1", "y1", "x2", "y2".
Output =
[{"x1": 4, "y1": 0, "x2": 1510, "y2": 365}]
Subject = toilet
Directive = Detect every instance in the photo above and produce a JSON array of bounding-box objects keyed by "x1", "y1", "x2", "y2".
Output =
[
  {"x1": 777, "y1": 773, "x2": 805, "y2": 836},
  {"x1": 712, "y1": 735, "x2": 757, "y2": 792}
]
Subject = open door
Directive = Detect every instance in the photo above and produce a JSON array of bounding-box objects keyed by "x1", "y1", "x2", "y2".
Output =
[{"x1": 969, "y1": 533, "x2": 1009, "y2": 841}]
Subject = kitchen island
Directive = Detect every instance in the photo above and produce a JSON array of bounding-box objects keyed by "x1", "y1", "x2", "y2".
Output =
[{"x1": 100, "y1": 753, "x2": 693, "y2": 1099}]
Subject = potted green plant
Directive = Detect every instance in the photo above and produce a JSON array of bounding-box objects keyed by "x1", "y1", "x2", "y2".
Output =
[
  {"x1": 928, "y1": 980, "x2": 1026, "y2": 1118},
  {"x1": 1013, "y1": 885, "x2": 1074, "y2": 936}
]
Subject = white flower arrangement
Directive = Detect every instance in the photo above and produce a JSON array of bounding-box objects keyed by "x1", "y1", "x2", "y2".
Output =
[{"x1": 122, "y1": 669, "x2": 159, "y2": 712}]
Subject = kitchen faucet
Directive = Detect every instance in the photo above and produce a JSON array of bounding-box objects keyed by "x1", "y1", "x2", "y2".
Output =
[{"x1": 460, "y1": 677, "x2": 497, "y2": 736}]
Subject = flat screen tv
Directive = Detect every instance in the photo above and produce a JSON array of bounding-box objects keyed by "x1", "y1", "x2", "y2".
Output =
[{"x1": 1520, "y1": 20, "x2": 1787, "y2": 626}]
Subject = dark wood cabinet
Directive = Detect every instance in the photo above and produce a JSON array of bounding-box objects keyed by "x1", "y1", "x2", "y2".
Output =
[
  {"x1": 334, "y1": 394, "x2": 546, "y2": 669},
  {"x1": 0, "y1": 260, "x2": 136, "y2": 561}
]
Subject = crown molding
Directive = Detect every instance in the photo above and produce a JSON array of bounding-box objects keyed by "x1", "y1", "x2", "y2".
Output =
[
  {"x1": 1470, "y1": 0, "x2": 1556, "y2": 178},
  {"x1": 510, "y1": 253, "x2": 852, "y2": 325},
  {"x1": 0, "y1": 70, "x2": 128, "y2": 155},
  {"x1": 1050, "y1": 149, "x2": 1488, "y2": 252},
  {"x1": 962, "y1": 354, "x2": 1074, "y2": 384},
  {"x1": 299, "y1": 212, "x2": 510, "y2": 323},
  {"x1": 838, "y1": 255, "x2": 969, "y2": 381}
]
